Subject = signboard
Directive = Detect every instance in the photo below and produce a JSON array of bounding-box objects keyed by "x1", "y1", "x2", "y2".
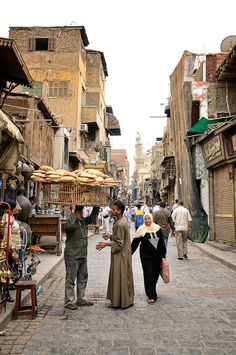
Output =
[{"x1": 202, "y1": 134, "x2": 225, "y2": 167}]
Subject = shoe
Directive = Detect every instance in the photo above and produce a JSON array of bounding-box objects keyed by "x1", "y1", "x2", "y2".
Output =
[
  {"x1": 183, "y1": 254, "x2": 188, "y2": 259},
  {"x1": 178, "y1": 257, "x2": 183, "y2": 260},
  {"x1": 65, "y1": 303, "x2": 78, "y2": 310},
  {"x1": 76, "y1": 299, "x2": 94, "y2": 306},
  {"x1": 147, "y1": 299, "x2": 155, "y2": 304}
]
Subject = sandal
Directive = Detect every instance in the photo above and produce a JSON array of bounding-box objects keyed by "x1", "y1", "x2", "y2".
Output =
[{"x1": 65, "y1": 303, "x2": 78, "y2": 310}]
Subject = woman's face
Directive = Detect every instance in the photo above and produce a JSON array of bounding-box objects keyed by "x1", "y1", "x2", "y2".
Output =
[{"x1": 144, "y1": 215, "x2": 152, "y2": 226}]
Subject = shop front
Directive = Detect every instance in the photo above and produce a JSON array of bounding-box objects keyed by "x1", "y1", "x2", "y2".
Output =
[{"x1": 202, "y1": 123, "x2": 236, "y2": 246}]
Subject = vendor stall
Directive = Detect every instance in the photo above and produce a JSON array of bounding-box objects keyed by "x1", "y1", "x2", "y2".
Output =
[{"x1": 28, "y1": 215, "x2": 61, "y2": 256}]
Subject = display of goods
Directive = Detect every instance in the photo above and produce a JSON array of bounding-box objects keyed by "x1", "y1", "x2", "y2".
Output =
[
  {"x1": 42, "y1": 183, "x2": 108, "y2": 206},
  {"x1": 30, "y1": 165, "x2": 118, "y2": 187}
]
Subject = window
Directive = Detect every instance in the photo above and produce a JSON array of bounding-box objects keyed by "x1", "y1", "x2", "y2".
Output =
[
  {"x1": 28, "y1": 38, "x2": 55, "y2": 51},
  {"x1": 48, "y1": 81, "x2": 70, "y2": 98},
  {"x1": 87, "y1": 130, "x2": 96, "y2": 141},
  {"x1": 22, "y1": 81, "x2": 43, "y2": 97}
]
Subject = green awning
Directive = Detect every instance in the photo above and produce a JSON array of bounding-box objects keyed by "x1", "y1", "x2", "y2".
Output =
[{"x1": 187, "y1": 117, "x2": 227, "y2": 135}]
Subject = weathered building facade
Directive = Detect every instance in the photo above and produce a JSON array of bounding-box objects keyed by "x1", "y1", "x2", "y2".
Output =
[
  {"x1": 110, "y1": 149, "x2": 129, "y2": 203},
  {"x1": 9, "y1": 26, "x2": 121, "y2": 172},
  {"x1": 160, "y1": 112, "x2": 175, "y2": 204},
  {"x1": 168, "y1": 47, "x2": 236, "y2": 245},
  {"x1": 9, "y1": 26, "x2": 88, "y2": 156},
  {"x1": 132, "y1": 132, "x2": 151, "y2": 204},
  {"x1": 150, "y1": 138, "x2": 163, "y2": 204}
]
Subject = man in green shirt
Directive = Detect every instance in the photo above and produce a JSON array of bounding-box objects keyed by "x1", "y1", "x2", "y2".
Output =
[{"x1": 64, "y1": 205, "x2": 99, "y2": 310}]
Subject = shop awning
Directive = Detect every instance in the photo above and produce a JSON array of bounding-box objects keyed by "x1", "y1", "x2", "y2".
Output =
[
  {"x1": 0, "y1": 38, "x2": 33, "y2": 87},
  {"x1": 0, "y1": 109, "x2": 24, "y2": 143},
  {"x1": 106, "y1": 113, "x2": 121, "y2": 136},
  {"x1": 187, "y1": 116, "x2": 229, "y2": 136},
  {"x1": 0, "y1": 110, "x2": 24, "y2": 174}
]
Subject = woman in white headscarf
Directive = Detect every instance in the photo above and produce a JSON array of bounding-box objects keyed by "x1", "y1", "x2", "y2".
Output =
[{"x1": 131, "y1": 213, "x2": 166, "y2": 304}]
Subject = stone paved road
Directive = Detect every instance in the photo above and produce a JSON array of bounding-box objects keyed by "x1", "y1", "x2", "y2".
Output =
[{"x1": 0, "y1": 226, "x2": 236, "y2": 355}]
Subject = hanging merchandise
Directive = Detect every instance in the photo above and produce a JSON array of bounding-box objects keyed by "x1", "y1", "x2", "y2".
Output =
[{"x1": 0, "y1": 202, "x2": 12, "y2": 313}]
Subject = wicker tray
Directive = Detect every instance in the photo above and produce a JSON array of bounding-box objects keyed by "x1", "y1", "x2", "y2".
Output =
[{"x1": 42, "y1": 183, "x2": 108, "y2": 206}]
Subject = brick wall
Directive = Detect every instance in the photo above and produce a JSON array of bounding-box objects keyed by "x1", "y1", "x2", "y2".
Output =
[{"x1": 9, "y1": 27, "x2": 84, "y2": 53}]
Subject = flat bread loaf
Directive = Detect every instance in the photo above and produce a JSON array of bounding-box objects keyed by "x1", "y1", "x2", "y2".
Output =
[
  {"x1": 61, "y1": 176, "x2": 77, "y2": 182},
  {"x1": 73, "y1": 169, "x2": 83, "y2": 176},
  {"x1": 63, "y1": 172, "x2": 78, "y2": 179},
  {"x1": 39, "y1": 165, "x2": 53, "y2": 171},
  {"x1": 31, "y1": 172, "x2": 46, "y2": 178},
  {"x1": 85, "y1": 169, "x2": 104, "y2": 177}
]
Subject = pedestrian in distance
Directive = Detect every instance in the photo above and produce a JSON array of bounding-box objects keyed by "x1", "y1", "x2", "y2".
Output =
[
  {"x1": 96, "y1": 200, "x2": 134, "y2": 309},
  {"x1": 131, "y1": 213, "x2": 166, "y2": 304},
  {"x1": 64, "y1": 204, "x2": 99, "y2": 310},
  {"x1": 171, "y1": 201, "x2": 192, "y2": 260},
  {"x1": 171, "y1": 199, "x2": 179, "y2": 213},
  {"x1": 134, "y1": 204, "x2": 144, "y2": 231},
  {"x1": 123, "y1": 206, "x2": 132, "y2": 228},
  {"x1": 102, "y1": 205, "x2": 111, "y2": 233},
  {"x1": 141, "y1": 203, "x2": 150, "y2": 214},
  {"x1": 153, "y1": 201, "x2": 175, "y2": 248}
]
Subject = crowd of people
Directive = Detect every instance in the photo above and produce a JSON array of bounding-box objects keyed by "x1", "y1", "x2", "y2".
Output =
[{"x1": 64, "y1": 199, "x2": 192, "y2": 310}]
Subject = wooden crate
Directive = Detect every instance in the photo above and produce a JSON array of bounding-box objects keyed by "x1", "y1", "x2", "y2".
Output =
[{"x1": 42, "y1": 183, "x2": 108, "y2": 206}]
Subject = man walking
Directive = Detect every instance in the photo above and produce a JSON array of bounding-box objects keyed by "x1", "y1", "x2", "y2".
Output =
[
  {"x1": 171, "y1": 201, "x2": 192, "y2": 260},
  {"x1": 153, "y1": 201, "x2": 175, "y2": 247},
  {"x1": 96, "y1": 200, "x2": 134, "y2": 309},
  {"x1": 64, "y1": 205, "x2": 99, "y2": 310}
]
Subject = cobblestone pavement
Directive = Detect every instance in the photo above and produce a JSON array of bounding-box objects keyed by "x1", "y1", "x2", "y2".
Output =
[{"x1": 0, "y1": 226, "x2": 236, "y2": 355}]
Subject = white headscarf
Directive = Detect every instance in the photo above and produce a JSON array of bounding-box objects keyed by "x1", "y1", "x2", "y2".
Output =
[{"x1": 135, "y1": 213, "x2": 160, "y2": 237}]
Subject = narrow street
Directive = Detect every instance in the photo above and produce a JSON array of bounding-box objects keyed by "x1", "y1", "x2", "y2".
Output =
[{"x1": 0, "y1": 226, "x2": 236, "y2": 355}]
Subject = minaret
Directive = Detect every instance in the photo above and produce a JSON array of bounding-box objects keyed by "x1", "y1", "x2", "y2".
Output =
[{"x1": 134, "y1": 131, "x2": 144, "y2": 170}]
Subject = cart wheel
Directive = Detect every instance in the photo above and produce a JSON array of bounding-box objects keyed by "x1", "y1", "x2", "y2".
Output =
[{"x1": 27, "y1": 266, "x2": 37, "y2": 275}]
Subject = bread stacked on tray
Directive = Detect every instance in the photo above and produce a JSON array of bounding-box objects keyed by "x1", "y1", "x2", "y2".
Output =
[{"x1": 30, "y1": 166, "x2": 118, "y2": 186}]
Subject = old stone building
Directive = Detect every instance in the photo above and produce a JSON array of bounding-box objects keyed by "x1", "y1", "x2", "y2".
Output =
[
  {"x1": 160, "y1": 112, "x2": 175, "y2": 204},
  {"x1": 82, "y1": 49, "x2": 109, "y2": 154},
  {"x1": 132, "y1": 132, "x2": 151, "y2": 204},
  {"x1": 168, "y1": 47, "x2": 236, "y2": 244},
  {"x1": 9, "y1": 26, "x2": 120, "y2": 171},
  {"x1": 110, "y1": 149, "x2": 129, "y2": 203},
  {"x1": 9, "y1": 26, "x2": 88, "y2": 156},
  {"x1": 150, "y1": 138, "x2": 163, "y2": 204}
]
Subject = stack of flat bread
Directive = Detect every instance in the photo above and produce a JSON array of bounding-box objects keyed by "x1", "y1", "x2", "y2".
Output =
[{"x1": 30, "y1": 166, "x2": 118, "y2": 186}]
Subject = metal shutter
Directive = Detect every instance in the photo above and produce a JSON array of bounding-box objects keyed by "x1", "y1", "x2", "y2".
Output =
[{"x1": 213, "y1": 165, "x2": 235, "y2": 246}]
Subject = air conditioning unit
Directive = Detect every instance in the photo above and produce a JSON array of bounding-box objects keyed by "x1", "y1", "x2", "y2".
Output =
[{"x1": 80, "y1": 124, "x2": 88, "y2": 132}]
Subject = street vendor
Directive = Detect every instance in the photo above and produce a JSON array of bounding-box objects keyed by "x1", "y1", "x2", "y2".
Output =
[{"x1": 64, "y1": 204, "x2": 99, "y2": 310}]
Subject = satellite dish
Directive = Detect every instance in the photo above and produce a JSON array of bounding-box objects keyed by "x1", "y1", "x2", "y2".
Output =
[{"x1": 220, "y1": 35, "x2": 236, "y2": 52}]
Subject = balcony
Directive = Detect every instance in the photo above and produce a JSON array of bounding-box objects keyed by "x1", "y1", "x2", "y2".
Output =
[
  {"x1": 81, "y1": 106, "x2": 100, "y2": 129},
  {"x1": 161, "y1": 176, "x2": 175, "y2": 189}
]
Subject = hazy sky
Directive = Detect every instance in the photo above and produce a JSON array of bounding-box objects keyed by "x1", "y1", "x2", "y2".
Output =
[{"x1": 1, "y1": 0, "x2": 236, "y2": 172}]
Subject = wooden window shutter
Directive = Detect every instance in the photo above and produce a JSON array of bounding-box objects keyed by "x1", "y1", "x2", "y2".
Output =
[
  {"x1": 48, "y1": 38, "x2": 56, "y2": 51},
  {"x1": 28, "y1": 38, "x2": 35, "y2": 51}
]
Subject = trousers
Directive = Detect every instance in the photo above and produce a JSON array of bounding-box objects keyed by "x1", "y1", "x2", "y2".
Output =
[
  {"x1": 175, "y1": 231, "x2": 188, "y2": 258},
  {"x1": 64, "y1": 257, "x2": 88, "y2": 306},
  {"x1": 141, "y1": 257, "x2": 161, "y2": 301}
]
